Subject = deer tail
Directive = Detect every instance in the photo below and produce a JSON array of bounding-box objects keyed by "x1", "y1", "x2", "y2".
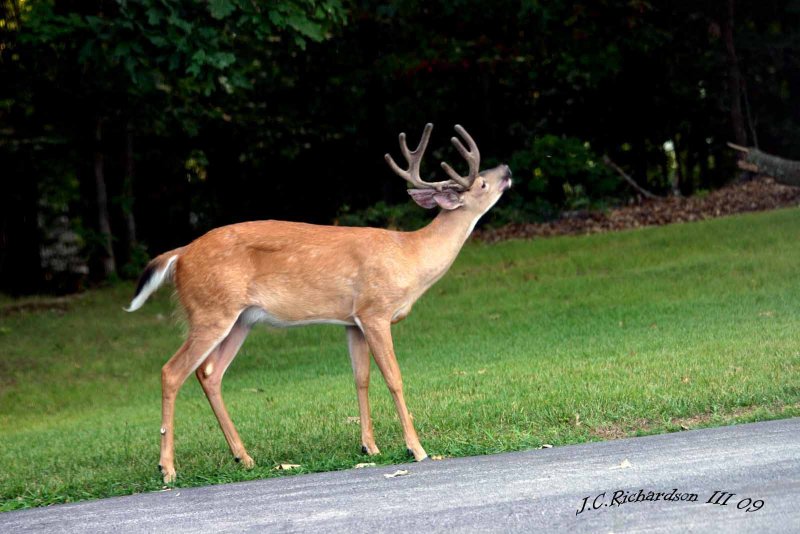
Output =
[{"x1": 124, "y1": 247, "x2": 184, "y2": 312}]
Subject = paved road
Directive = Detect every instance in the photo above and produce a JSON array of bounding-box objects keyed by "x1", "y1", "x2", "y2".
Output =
[{"x1": 3, "y1": 418, "x2": 799, "y2": 533}]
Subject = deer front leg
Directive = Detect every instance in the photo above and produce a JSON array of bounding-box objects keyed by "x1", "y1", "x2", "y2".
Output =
[
  {"x1": 196, "y1": 320, "x2": 254, "y2": 468},
  {"x1": 360, "y1": 319, "x2": 428, "y2": 461},
  {"x1": 346, "y1": 326, "x2": 380, "y2": 455}
]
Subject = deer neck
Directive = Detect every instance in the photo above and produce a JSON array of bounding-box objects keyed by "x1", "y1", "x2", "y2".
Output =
[{"x1": 409, "y1": 207, "x2": 481, "y2": 288}]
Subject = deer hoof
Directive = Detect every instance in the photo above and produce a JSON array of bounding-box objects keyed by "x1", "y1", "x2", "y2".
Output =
[
  {"x1": 234, "y1": 454, "x2": 255, "y2": 468},
  {"x1": 360, "y1": 444, "x2": 380, "y2": 456},
  {"x1": 161, "y1": 468, "x2": 176, "y2": 484},
  {"x1": 407, "y1": 448, "x2": 429, "y2": 462}
]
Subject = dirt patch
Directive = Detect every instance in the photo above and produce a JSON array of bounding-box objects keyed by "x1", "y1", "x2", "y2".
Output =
[
  {"x1": 589, "y1": 403, "x2": 800, "y2": 440},
  {"x1": 591, "y1": 419, "x2": 650, "y2": 440},
  {"x1": 0, "y1": 295, "x2": 82, "y2": 317},
  {"x1": 475, "y1": 177, "x2": 800, "y2": 243}
]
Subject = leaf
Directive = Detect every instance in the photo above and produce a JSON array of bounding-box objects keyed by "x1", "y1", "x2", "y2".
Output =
[
  {"x1": 148, "y1": 36, "x2": 169, "y2": 48},
  {"x1": 168, "y1": 53, "x2": 180, "y2": 71},
  {"x1": 430, "y1": 455, "x2": 445, "y2": 460},
  {"x1": 208, "y1": 52, "x2": 236, "y2": 70},
  {"x1": 354, "y1": 462, "x2": 376, "y2": 469},
  {"x1": 273, "y1": 463, "x2": 301, "y2": 471},
  {"x1": 167, "y1": 15, "x2": 193, "y2": 34},
  {"x1": 208, "y1": 0, "x2": 236, "y2": 20},
  {"x1": 609, "y1": 459, "x2": 632, "y2": 470},
  {"x1": 383, "y1": 469, "x2": 409, "y2": 478},
  {"x1": 186, "y1": 63, "x2": 202, "y2": 77},
  {"x1": 345, "y1": 416, "x2": 359, "y2": 424},
  {"x1": 285, "y1": 13, "x2": 324, "y2": 41},
  {"x1": 77, "y1": 41, "x2": 95, "y2": 64},
  {"x1": 145, "y1": 7, "x2": 162, "y2": 25},
  {"x1": 267, "y1": 11, "x2": 284, "y2": 27}
]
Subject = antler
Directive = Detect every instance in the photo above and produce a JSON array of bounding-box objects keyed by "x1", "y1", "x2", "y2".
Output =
[
  {"x1": 440, "y1": 125, "x2": 481, "y2": 189},
  {"x1": 385, "y1": 123, "x2": 456, "y2": 191}
]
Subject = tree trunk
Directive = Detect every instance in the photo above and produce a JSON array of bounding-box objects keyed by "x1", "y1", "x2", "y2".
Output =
[
  {"x1": 121, "y1": 122, "x2": 138, "y2": 270},
  {"x1": 728, "y1": 144, "x2": 800, "y2": 186},
  {"x1": 671, "y1": 138, "x2": 683, "y2": 197},
  {"x1": 94, "y1": 117, "x2": 116, "y2": 278},
  {"x1": 721, "y1": 0, "x2": 747, "y2": 147}
]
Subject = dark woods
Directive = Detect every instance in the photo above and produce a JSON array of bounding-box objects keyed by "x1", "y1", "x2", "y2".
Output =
[{"x1": 1, "y1": 0, "x2": 798, "y2": 294}]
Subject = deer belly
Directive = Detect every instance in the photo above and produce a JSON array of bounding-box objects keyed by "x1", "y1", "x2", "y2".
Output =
[{"x1": 240, "y1": 306, "x2": 355, "y2": 328}]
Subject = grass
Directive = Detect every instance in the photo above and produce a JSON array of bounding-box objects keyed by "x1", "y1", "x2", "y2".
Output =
[{"x1": 2, "y1": 208, "x2": 800, "y2": 511}]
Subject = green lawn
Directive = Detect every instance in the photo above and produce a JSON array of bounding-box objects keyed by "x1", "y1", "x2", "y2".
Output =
[{"x1": 2, "y1": 208, "x2": 800, "y2": 511}]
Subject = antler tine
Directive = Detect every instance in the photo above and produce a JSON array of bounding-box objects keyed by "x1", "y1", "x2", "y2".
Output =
[
  {"x1": 440, "y1": 124, "x2": 481, "y2": 189},
  {"x1": 384, "y1": 123, "x2": 454, "y2": 190}
]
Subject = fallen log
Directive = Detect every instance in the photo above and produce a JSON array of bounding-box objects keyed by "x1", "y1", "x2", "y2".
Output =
[{"x1": 728, "y1": 143, "x2": 800, "y2": 187}]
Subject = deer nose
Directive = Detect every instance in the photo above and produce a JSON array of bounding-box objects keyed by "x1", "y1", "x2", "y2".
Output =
[{"x1": 503, "y1": 164, "x2": 512, "y2": 177}]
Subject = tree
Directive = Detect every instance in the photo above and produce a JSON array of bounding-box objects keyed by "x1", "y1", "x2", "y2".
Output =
[
  {"x1": 2, "y1": 0, "x2": 346, "y2": 286},
  {"x1": 3, "y1": 0, "x2": 799, "y2": 294}
]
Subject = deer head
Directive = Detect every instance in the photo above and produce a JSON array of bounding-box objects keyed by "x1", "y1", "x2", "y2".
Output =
[{"x1": 385, "y1": 123, "x2": 512, "y2": 214}]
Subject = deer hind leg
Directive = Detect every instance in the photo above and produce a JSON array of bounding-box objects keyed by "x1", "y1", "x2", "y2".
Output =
[
  {"x1": 347, "y1": 326, "x2": 380, "y2": 455},
  {"x1": 159, "y1": 323, "x2": 234, "y2": 483},
  {"x1": 361, "y1": 319, "x2": 428, "y2": 461},
  {"x1": 195, "y1": 319, "x2": 254, "y2": 468}
]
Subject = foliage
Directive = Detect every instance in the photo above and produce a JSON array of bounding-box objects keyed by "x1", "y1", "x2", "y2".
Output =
[
  {"x1": 2, "y1": 0, "x2": 800, "y2": 291},
  {"x1": 0, "y1": 0, "x2": 347, "y2": 289},
  {"x1": 336, "y1": 200, "x2": 432, "y2": 230},
  {"x1": 2, "y1": 208, "x2": 800, "y2": 509},
  {"x1": 504, "y1": 135, "x2": 617, "y2": 219}
]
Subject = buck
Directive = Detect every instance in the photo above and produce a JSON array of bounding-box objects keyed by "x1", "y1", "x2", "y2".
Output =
[{"x1": 126, "y1": 123, "x2": 512, "y2": 483}]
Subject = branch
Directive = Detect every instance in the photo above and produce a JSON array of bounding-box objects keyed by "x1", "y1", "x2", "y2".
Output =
[
  {"x1": 726, "y1": 142, "x2": 749, "y2": 153},
  {"x1": 602, "y1": 156, "x2": 661, "y2": 199}
]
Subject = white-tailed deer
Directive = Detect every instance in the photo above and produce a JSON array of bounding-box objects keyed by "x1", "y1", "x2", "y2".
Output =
[{"x1": 126, "y1": 124, "x2": 511, "y2": 483}]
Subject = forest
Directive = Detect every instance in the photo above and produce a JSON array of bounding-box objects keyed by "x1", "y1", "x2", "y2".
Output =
[{"x1": 1, "y1": 0, "x2": 799, "y2": 294}]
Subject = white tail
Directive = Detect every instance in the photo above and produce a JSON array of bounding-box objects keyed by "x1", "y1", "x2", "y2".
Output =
[
  {"x1": 128, "y1": 124, "x2": 512, "y2": 483},
  {"x1": 124, "y1": 253, "x2": 180, "y2": 312}
]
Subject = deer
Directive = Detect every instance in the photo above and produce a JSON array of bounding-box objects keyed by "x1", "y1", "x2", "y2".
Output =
[{"x1": 125, "y1": 123, "x2": 512, "y2": 483}]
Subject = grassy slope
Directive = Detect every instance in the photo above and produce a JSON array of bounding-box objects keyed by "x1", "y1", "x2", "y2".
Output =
[{"x1": 1, "y1": 208, "x2": 799, "y2": 510}]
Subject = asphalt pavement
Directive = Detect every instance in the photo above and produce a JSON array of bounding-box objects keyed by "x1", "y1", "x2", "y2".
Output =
[{"x1": 2, "y1": 418, "x2": 799, "y2": 533}]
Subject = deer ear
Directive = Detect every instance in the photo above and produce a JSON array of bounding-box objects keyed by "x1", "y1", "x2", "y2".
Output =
[
  {"x1": 432, "y1": 190, "x2": 463, "y2": 210},
  {"x1": 408, "y1": 189, "x2": 439, "y2": 209},
  {"x1": 408, "y1": 189, "x2": 464, "y2": 210}
]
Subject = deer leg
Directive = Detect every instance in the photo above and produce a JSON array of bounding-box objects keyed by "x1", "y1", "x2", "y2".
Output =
[
  {"x1": 196, "y1": 320, "x2": 254, "y2": 468},
  {"x1": 361, "y1": 319, "x2": 428, "y2": 461},
  {"x1": 346, "y1": 325, "x2": 380, "y2": 455},
  {"x1": 159, "y1": 325, "x2": 232, "y2": 483}
]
